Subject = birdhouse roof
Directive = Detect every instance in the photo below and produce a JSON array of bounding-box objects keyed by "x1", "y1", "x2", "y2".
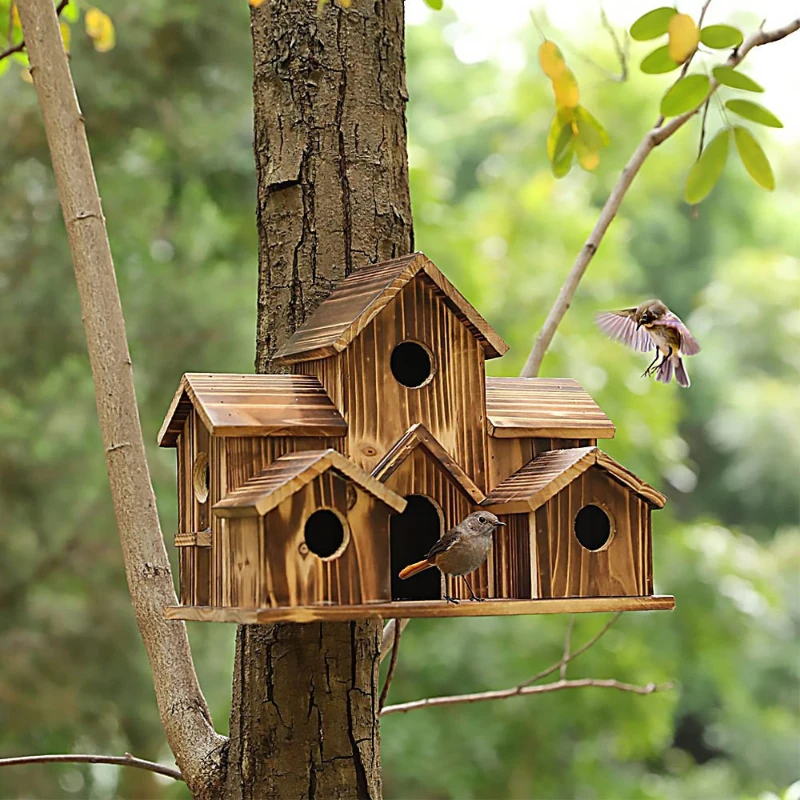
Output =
[
  {"x1": 481, "y1": 446, "x2": 665, "y2": 513},
  {"x1": 213, "y1": 449, "x2": 407, "y2": 518},
  {"x1": 157, "y1": 373, "x2": 348, "y2": 447},
  {"x1": 371, "y1": 423, "x2": 485, "y2": 504},
  {"x1": 272, "y1": 252, "x2": 509, "y2": 365},
  {"x1": 485, "y1": 378, "x2": 616, "y2": 440}
]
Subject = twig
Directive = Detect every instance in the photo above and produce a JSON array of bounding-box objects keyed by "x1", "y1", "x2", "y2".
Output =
[
  {"x1": 380, "y1": 617, "x2": 409, "y2": 663},
  {"x1": 0, "y1": 0, "x2": 67, "y2": 62},
  {"x1": 559, "y1": 616, "x2": 575, "y2": 680},
  {"x1": 378, "y1": 619, "x2": 403, "y2": 712},
  {"x1": 0, "y1": 753, "x2": 183, "y2": 781},
  {"x1": 520, "y1": 14, "x2": 800, "y2": 377},
  {"x1": 600, "y1": 8, "x2": 628, "y2": 82},
  {"x1": 697, "y1": 98, "x2": 711, "y2": 158},
  {"x1": 381, "y1": 678, "x2": 673, "y2": 716}
]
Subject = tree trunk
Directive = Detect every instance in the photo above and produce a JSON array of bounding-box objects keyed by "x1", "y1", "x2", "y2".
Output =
[{"x1": 222, "y1": 1, "x2": 413, "y2": 797}]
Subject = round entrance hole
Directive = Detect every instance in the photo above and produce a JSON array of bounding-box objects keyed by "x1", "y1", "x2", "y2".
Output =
[
  {"x1": 574, "y1": 504, "x2": 612, "y2": 551},
  {"x1": 304, "y1": 509, "x2": 349, "y2": 560},
  {"x1": 390, "y1": 341, "x2": 435, "y2": 388},
  {"x1": 192, "y1": 452, "x2": 209, "y2": 504}
]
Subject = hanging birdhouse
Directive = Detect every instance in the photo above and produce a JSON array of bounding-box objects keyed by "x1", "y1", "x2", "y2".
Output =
[{"x1": 161, "y1": 253, "x2": 674, "y2": 623}]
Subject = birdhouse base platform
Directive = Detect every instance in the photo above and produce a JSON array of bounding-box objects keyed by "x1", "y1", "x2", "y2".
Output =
[{"x1": 165, "y1": 595, "x2": 674, "y2": 624}]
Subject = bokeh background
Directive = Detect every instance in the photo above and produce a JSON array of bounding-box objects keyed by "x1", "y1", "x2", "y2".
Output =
[{"x1": 1, "y1": 0, "x2": 798, "y2": 797}]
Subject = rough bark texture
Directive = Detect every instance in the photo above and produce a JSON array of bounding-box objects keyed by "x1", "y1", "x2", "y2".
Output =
[
  {"x1": 223, "y1": 1, "x2": 414, "y2": 796},
  {"x1": 14, "y1": 0, "x2": 225, "y2": 794}
]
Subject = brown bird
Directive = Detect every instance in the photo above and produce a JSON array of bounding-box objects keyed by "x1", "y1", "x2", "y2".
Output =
[
  {"x1": 398, "y1": 511, "x2": 505, "y2": 603},
  {"x1": 596, "y1": 299, "x2": 701, "y2": 388}
]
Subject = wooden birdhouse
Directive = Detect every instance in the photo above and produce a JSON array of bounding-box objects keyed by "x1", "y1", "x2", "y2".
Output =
[{"x1": 161, "y1": 253, "x2": 674, "y2": 624}]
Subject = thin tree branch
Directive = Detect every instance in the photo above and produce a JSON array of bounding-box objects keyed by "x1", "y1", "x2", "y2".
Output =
[
  {"x1": 0, "y1": 753, "x2": 183, "y2": 781},
  {"x1": 520, "y1": 14, "x2": 800, "y2": 378},
  {"x1": 600, "y1": 8, "x2": 628, "y2": 82},
  {"x1": 15, "y1": 0, "x2": 226, "y2": 791},
  {"x1": 697, "y1": 98, "x2": 711, "y2": 158},
  {"x1": 381, "y1": 677, "x2": 673, "y2": 716},
  {"x1": 559, "y1": 615, "x2": 575, "y2": 680},
  {"x1": 0, "y1": 0, "x2": 67, "y2": 61},
  {"x1": 380, "y1": 617, "x2": 409, "y2": 663},
  {"x1": 379, "y1": 619, "x2": 403, "y2": 712}
]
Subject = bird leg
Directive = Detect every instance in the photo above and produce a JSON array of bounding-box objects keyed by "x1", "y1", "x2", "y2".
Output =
[
  {"x1": 462, "y1": 576, "x2": 485, "y2": 602},
  {"x1": 642, "y1": 348, "x2": 661, "y2": 377},
  {"x1": 443, "y1": 594, "x2": 460, "y2": 604}
]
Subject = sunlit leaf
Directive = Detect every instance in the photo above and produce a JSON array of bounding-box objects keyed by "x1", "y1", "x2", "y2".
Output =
[
  {"x1": 712, "y1": 66, "x2": 763, "y2": 93},
  {"x1": 424, "y1": 0, "x2": 444, "y2": 9},
  {"x1": 660, "y1": 74, "x2": 709, "y2": 117},
  {"x1": 667, "y1": 13, "x2": 699, "y2": 64},
  {"x1": 640, "y1": 45, "x2": 680, "y2": 74},
  {"x1": 552, "y1": 67, "x2": 579, "y2": 109},
  {"x1": 60, "y1": 22, "x2": 70, "y2": 52},
  {"x1": 62, "y1": 0, "x2": 80, "y2": 23},
  {"x1": 630, "y1": 7, "x2": 677, "y2": 41},
  {"x1": 552, "y1": 139, "x2": 574, "y2": 178},
  {"x1": 733, "y1": 126, "x2": 774, "y2": 190},
  {"x1": 546, "y1": 108, "x2": 574, "y2": 160},
  {"x1": 539, "y1": 40, "x2": 566, "y2": 80},
  {"x1": 11, "y1": 2, "x2": 20, "y2": 27},
  {"x1": 574, "y1": 127, "x2": 601, "y2": 172},
  {"x1": 85, "y1": 7, "x2": 115, "y2": 52},
  {"x1": 685, "y1": 128, "x2": 729, "y2": 203},
  {"x1": 249, "y1": 0, "x2": 266, "y2": 6},
  {"x1": 575, "y1": 105, "x2": 609, "y2": 147},
  {"x1": 550, "y1": 121, "x2": 573, "y2": 165},
  {"x1": 700, "y1": 24, "x2": 743, "y2": 49},
  {"x1": 0, "y1": 59, "x2": 9, "y2": 78},
  {"x1": 726, "y1": 99, "x2": 783, "y2": 128}
]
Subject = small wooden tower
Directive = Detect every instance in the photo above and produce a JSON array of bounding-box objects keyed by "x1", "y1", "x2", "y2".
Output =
[{"x1": 161, "y1": 253, "x2": 674, "y2": 623}]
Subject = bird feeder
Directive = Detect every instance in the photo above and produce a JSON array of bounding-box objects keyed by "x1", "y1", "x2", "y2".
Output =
[{"x1": 160, "y1": 253, "x2": 674, "y2": 623}]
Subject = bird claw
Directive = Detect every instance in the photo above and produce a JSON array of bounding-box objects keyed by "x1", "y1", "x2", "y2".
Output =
[
  {"x1": 444, "y1": 595, "x2": 460, "y2": 605},
  {"x1": 469, "y1": 596, "x2": 486, "y2": 602}
]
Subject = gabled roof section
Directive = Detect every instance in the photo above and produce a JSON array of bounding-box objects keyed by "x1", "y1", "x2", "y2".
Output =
[
  {"x1": 272, "y1": 252, "x2": 509, "y2": 365},
  {"x1": 213, "y1": 449, "x2": 407, "y2": 518},
  {"x1": 371, "y1": 423, "x2": 486, "y2": 504},
  {"x1": 157, "y1": 373, "x2": 347, "y2": 447},
  {"x1": 486, "y1": 377, "x2": 615, "y2": 440},
  {"x1": 481, "y1": 447, "x2": 665, "y2": 514}
]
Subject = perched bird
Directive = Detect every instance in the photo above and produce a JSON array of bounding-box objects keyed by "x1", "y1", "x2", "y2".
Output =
[
  {"x1": 398, "y1": 511, "x2": 505, "y2": 603},
  {"x1": 596, "y1": 299, "x2": 701, "y2": 388}
]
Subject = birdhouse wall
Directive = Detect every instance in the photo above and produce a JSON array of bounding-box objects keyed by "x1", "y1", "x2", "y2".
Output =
[
  {"x1": 488, "y1": 437, "x2": 597, "y2": 492},
  {"x1": 533, "y1": 466, "x2": 653, "y2": 599},
  {"x1": 216, "y1": 473, "x2": 392, "y2": 609},
  {"x1": 296, "y1": 275, "x2": 489, "y2": 491},
  {"x1": 491, "y1": 513, "x2": 535, "y2": 599}
]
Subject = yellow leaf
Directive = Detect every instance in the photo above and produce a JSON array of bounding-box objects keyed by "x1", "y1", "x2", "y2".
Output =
[
  {"x1": 60, "y1": 22, "x2": 71, "y2": 52},
  {"x1": 552, "y1": 67, "x2": 579, "y2": 110},
  {"x1": 11, "y1": 2, "x2": 20, "y2": 27},
  {"x1": 85, "y1": 8, "x2": 115, "y2": 52},
  {"x1": 248, "y1": 0, "x2": 266, "y2": 6},
  {"x1": 538, "y1": 41, "x2": 566, "y2": 80},
  {"x1": 667, "y1": 13, "x2": 698, "y2": 64},
  {"x1": 21, "y1": 66, "x2": 33, "y2": 83}
]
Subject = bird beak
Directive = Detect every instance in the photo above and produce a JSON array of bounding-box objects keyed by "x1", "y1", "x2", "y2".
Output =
[
  {"x1": 636, "y1": 321, "x2": 643, "y2": 329},
  {"x1": 496, "y1": 521, "x2": 507, "y2": 527}
]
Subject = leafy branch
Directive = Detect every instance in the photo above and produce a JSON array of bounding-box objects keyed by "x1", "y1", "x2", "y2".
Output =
[{"x1": 521, "y1": 13, "x2": 800, "y2": 378}]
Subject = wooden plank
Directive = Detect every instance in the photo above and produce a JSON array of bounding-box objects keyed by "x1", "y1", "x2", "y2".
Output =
[
  {"x1": 272, "y1": 252, "x2": 508, "y2": 364},
  {"x1": 165, "y1": 595, "x2": 676, "y2": 623},
  {"x1": 596, "y1": 450, "x2": 666, "y2": 508},
  {"x1": 486, "y1": 377, "x2": 615, "y2": 440},
  {"x1": 157, "y1": 374, "x2": 348, "y2": 447}
]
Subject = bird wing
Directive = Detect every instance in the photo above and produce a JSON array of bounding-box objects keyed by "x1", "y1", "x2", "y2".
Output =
[
  {"x1": 660, "y1": 313, "x2": 701, "y2": 355},
  {"x1": 595, "y1": 310, "x2": 655, "y2": 353},
  {"x1": 425, "y1": 530, "x2": 461, "y2": 560}
]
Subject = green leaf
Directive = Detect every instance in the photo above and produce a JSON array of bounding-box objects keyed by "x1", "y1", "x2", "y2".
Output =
[
  {"x1": 0, "y1": 58, "x2": 9, "y2": 78},
  {"x1": 726, "y1": 99, "x2": 783, "y2": 128},
  {"x1": 423, "y1": 0, "x2": 443, "y2": 8},
  {"x1": 685, "y1": 128, "x2": 730, "y2": 203},
  {"x1": 546, "y1": 110, "x2": 572, "y2": 160},
  {"x1": 552, "y1": 140, "x2": 574, "y2": 178},
  {"x1": 733, "y1": 126, "x2": 775, "y2": 190},
  {"x1": 575, "y1": 106, "x2": 610, "y2": 147},
  {"x1": 630, "y1": 7, "x2": 677, "y2": 41},
  {"x1": 640, "y1": 45, "x2": 680, "y2": 74},
  {"x1": 700, "y1": 24, "x2": 743, "y2": 48},
  {"x1": 551, "y1": 122, "x2": 573, "y2": 164},
  {"x1": 660, "y1": 74, "x2": 709, "y2": 116},
  {"x1": 62, "y1": 0, "x2": 80, "y2": 23},
  {"x1": 712, "y1": 66, "x2": 763, "y2": 93}
]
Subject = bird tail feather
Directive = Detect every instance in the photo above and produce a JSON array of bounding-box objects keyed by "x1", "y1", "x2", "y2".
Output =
[
  {"x1": 399, "y1": 560, "x2": 434, "y2": 580},
  {"x1": 674, "y1": 357, "x2": 690, "y2": 388},
  {"x1": 656, "y1": 355, "x2": 674, "y2": 385}
]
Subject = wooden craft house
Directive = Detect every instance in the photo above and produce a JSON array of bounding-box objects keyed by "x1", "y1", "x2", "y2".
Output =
[{"x1": 161, "y1": 252, "x2": 673, "y2": 623}]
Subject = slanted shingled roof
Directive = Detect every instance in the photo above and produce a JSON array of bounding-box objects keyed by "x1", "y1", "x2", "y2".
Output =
[
  {"x1": 481, "y1": 446, "x2": 665, "y2": 513},
  {"x1": 213, "y1": 449, "x2": 407, "y2": 518},
  {"x1": 157, "y1": 373, "x2": 348, "y2": 447},
  {"x1": 485, "y1": 377, "x2": 615, "y2": 440},
  {"x1": 272, "y1": 252, "x2": 509, "y2": 365},
  {"x1": 371, "y1": 423, "x2": 485, "y2": 504}
]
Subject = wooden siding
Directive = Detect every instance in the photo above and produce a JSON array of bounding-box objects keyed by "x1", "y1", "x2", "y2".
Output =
[
  {"x1": 534, "y1": 467, "x2": 652, "y2": 598},
  {"x1": 492, "y1": 513, "x2": 534, "y2": 599}
]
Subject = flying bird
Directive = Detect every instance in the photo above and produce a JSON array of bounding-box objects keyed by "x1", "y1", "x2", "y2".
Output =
[
  {"x1": 596, "y1": 299, "x2": 701, "y2": 388},
  {"x1": 398, "y1": 511, "x2": 505, "y2": 604}
]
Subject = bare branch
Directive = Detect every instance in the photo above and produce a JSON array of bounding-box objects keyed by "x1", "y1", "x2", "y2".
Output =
[
  {"x1": 0, "y1": 0, "x2": 67, "y2": 62},
  {"x1": 520, "y1": 14, "x2": 800, "y2": 377},
  {"x1": 381, "y1": 677, "x2": 673, "y2": 716},
  {"x1": 0, "y1": 753, "x2": 182, "y2": 782},
  {"x1": 379, "y1": 619, "x2": 404, "y2": 712},
  {"x1": 600, "y1": 9, "x2": 628, "y2": 82},
  {"x1": 380, "y1": 617, "x2": 409, "y2": 663},
  {"x1": 15, "y1": 0, "x2": 225, "y2": 789},
  {"x1": 697, "y1": 98, "x2": 711, "y2": 158}
]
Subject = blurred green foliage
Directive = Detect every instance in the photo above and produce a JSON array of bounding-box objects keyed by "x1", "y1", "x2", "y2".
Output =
[{"x1": 0, "y1": 2, "x2": 798, "y2": 799}]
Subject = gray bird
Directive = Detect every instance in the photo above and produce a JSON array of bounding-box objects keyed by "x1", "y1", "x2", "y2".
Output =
[
  {"x1": 398, "y1": 511, "x2": 505, "y2": 603},
  {"x1": 596, "y1": 299, "x2": 701, "y2": 388}
]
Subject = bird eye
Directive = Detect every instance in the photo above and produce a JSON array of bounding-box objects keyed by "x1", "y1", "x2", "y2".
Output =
[{"x1": 478, "y1": 516, "x2": 486, "y2": 523}]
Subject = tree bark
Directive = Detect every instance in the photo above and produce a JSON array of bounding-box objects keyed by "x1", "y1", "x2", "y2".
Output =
[{"x1": 223, "y1": 1, "x2": 413, "y2": 796}]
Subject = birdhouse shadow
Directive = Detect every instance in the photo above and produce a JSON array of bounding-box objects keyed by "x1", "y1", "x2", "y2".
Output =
[{"x1": 390, "y1": 494, "x2": 442, "y2": 601}]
